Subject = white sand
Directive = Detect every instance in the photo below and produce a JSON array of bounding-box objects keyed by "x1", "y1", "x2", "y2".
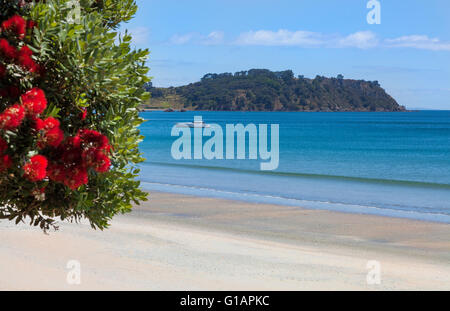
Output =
[{"x1": 0, "y1": 192, "x2": 449, "y2": 290}]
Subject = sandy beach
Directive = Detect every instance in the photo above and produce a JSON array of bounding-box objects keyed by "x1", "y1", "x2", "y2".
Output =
[{"x1": 0, "y1": 191, "x2": 449, "y2": 291}]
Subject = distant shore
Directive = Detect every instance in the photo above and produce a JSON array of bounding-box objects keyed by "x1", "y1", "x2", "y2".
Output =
[
  {"x1": 143, "y1": 69, "x2": 406, "y2": 112},
  {"x1": 1, "y1": 191, "x2": 449, "y2": 290}
]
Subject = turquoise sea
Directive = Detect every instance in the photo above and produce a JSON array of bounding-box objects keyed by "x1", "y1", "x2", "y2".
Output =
[{"x1": 138, "y1": 111, "x2": 450, "y2": 223}]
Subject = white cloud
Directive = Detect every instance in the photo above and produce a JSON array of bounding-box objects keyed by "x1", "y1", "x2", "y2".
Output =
[
  {"x1": 170, "y1": 31, "x2": 224, "y2": 45},
  {"x1": 337, "y1": 31, "x2": 379, "y2": 49},
  {"x1": 235, "y1": 30, "x2": 450, "y2": 51},
  {"x1": 170, "y1": 33, "x2": 196, "y2": 45},
  {"x1": 202, "y1": 31, "x2": 225, "y2": 45},
  {"x1": 235, "y1": 29, "x2": 323, "y2": 47},
  {"x1": 168, "y1": 29, "x2": 450, "y2": 52},
  {"x1": 235, "y1": 30, "x2": 379, "y2": 49},
  {"x1": 385, "y1": 35, "x2": 450, "y2": 51}
]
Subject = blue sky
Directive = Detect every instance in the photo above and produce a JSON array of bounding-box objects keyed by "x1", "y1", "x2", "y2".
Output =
[{"x1": 121, "y1": 0, "x2": 450, "y2": 109}]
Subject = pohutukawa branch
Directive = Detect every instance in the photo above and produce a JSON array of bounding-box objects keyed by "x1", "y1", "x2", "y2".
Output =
[{"x1": 0, "y1": 0, "x2": 149, "y2": 231}]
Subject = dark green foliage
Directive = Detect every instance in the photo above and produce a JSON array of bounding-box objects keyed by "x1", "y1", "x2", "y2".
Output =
[{"x1": 147, "y1": 69, "x2": 405, "y2": 112}]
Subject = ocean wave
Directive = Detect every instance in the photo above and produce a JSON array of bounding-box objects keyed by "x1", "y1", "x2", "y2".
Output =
[{"x1": 142, "y1": 161, "x2": 450, "y2": 190}]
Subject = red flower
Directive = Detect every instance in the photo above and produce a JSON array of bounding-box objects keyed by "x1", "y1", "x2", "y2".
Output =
[
  {"x1": 34, "y1": 117, "x2": 59, "y2": 131},
  {"x1": 38, "y1": 126, "x2": 64, "y2": 149},
  {"x1": 47, "y1": 163, "x2": 66, "y2": 183},
  {"x1": 58, "y1": 136, "x2": 83, "y2": 167},
  {"x1": 0, "y1": 39, "x2": 17, "y2": 60},
  {"x1": 17, "y1": 45, "x2": 39, "y2": 73},
  {"x1": 47, "y1": 128, "x2": 112, "y2": 189},
  {"x1": 81, "y1": 148, "x2": 96, "y2": 167},
  {"x1": 23, "y1": 155, "x2": 48, "y2": 182},
  {"x1": 35, "y1": 117, "x2": 64, "y2": 149},
  {"x1": 78, "y1": 129, "x2": 110, "y2": 151},
  {"x1": 0, "y1": 104, "x2": 25, "y2": 130},
  {"x1": 0, "y1": 154, "x2": 12, "y2": 172},
  {"x1": 64, "y1": 166, "x2": 88, "y2": 190},
  {"x1": 1, "y1": 15, "x2": 27, "y2": 39},
  {"x1": 33, "y1": 117, "x2": 44, "y2": 130},
  {"x1": 82, "y1": 148, "x2": 111, "y2": 172},
  {"x1": 21, "y1": 87, "x2": 47, "y2": 116},
  {"x1": 94, "y1": 152, "x2": 111, "y2": 173},
  {"x1": 65, "y1": 135, "x2": 82, "y2": 149},
  {"x1": 18, "y1": 45, "x2": 32, "y2": 57},
  {"x1": 0, "y1": 64, "x2": 6, "y2": 78},
  {"x1": 0, "y1": 137, "x2": 8, "y2": 154}
]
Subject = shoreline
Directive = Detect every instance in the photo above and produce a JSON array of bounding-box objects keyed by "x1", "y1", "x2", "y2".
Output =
[
  {"x1": 0, "y1": 191, "x2": 449, "y2": 290},
  {"x1": 140, "y1": 180, "x2": 450, "y2": 224}
]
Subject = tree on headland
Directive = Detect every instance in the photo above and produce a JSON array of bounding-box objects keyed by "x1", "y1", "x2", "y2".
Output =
[{"x1": 0, "y1": 0, "x2": 149, "y2": 231}]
